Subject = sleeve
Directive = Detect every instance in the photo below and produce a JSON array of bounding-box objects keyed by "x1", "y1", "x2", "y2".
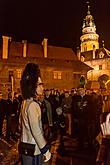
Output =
[{"x1": 27, "y1": 102, "x2": 48, "y2": 151}]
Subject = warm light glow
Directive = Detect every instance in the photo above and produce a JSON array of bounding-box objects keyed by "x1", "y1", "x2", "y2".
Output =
[
  {"x1": 53, "y1": 71, "x2": 62, "y2": 79},
  {"x1": 105, "y1": 80, "x2": 110, "y2": 85},
  {"x1": 16, "y1": 69, "x2": 22, "y2": 78},
  {"x1": 80, "y1": 33, "x2": 99, "y2": 52}
]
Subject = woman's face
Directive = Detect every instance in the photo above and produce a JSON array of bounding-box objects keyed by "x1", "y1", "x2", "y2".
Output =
[{"x1": 36, "y1": 77, "x2": 44, "y2": 95}]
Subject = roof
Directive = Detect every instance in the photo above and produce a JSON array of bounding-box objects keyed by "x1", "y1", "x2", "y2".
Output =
[
  {"x1": 47, "y1": 46, "x2": 77, "y2": 60},
  {"x1": 9, "y1": 42, "x2": 23, "y2": 57},
  {"x1": 81, "y1": 47, "x2": 110, "y2": 61},
  {"x1": 0, "y1": 39, "x2": 92, "y2": 73},
  {"x1": 37, "y1": 57, "x2": 92, "y2": 72},
  {"x1": 8, "y1": 41, "x2": 77, "y2": 60},
  {"x1": 0, "y1": 55, "x2": 92, "y2": 73}
]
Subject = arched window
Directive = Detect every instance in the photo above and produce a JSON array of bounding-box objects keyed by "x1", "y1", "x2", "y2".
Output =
[{"x1": 84, "y1": 44, "x2": 87, "y2": 52}]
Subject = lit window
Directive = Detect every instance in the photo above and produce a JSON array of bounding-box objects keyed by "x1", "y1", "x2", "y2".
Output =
[
  {"x1": 99, "y1": 65, "x2": 102, "y2": 70},
  {"x1": 53, "y1": 71, "x2": 62, "y2": 79},
  {"x1": 16, "y1": 69, "x2": 22, "y2": 78},
  {"x1": 84, "y1": 44, "x2": 87, "y2": 52},
  {"x1": 58, "y1": 72, "x2": 61, "y2": 79},
  {"x1": 53, "y1": 72, "x2": 57, "y2": 79},
  {"x1": 99, "y1": 52, "x2": 104, "y2": 58}
]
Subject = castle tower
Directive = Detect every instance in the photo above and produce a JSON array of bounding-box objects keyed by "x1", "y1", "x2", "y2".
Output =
[{"x1": 80, "y1": 4, "x2": 99, "y2": 52}]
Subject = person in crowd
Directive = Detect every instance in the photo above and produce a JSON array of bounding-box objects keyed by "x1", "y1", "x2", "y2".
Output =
[
  {"x1": 48, "y1": 89, "x2": 58, "y2": 124},
  {"x1": 13, "y1": 92, "x2": 19, "y2": 117},
  {"x1": 5, "y1": 92, "x2": 13, "y2": 142},
  {"x1": 10, "y1": 92, "x2": 20, "y2": 141},
  {"x1": 54, "y1": 90, "x2": 61, "y2": 107},
  {"x1": 89, "y1": 91, "x2": 102, "y2": 148},
  {"x1": 0, "y1": 92, "x2": 7, "y2": 139},
  {"x1": 59, "y1": 90, "x2": 65, "y2": 106},
  {"x1": 17, "y1": 94, "x2": 23, "y2": 118},
  {"x1": 35, "y1": 94, "x2": 53, "y2": 141},
  {"x1": 44, "y1": 89, "x2": 55, "y2": 138},
  {"x1": 37, "y1": 94, "x2": 49, "y2": 140},
  {"x1": 72, "y1": 86, "x2": 95, "y2": 149},
  {"x1": 61, "y1": 90, "x2": 72, "y2": 136},
  {"x1": 96, "y1": 113, "x2": 110, "y2": 165},
  {"x1": 16, "y1": 94, "x2": 23, "y2": 136},
  {"x1": 19, "y1": 63, "x2": 51, "y2": 165},
  {"x1": 71, "y1": 89, "x2": 79, "y2": 138}
]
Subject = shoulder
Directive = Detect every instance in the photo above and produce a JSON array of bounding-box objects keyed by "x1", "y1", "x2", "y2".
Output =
[
  {"x1": 28, "y1": 100, "x2": 41, "y2": 112},
  {"x1": 29, "y1": 100, "x2": 40, "y2": 107}
]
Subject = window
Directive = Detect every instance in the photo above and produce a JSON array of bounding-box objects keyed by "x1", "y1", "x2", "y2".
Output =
[
  {"x1": 84, "y1": 44, "x2": 87, "y2": 52},
  {"x1": 99, "y1": 52, "x2": 104, "y2": 58},
  {"x1": 16, "y1": 69, "x2": 22, "y2": 78},
  {"x1": 99, "y1": 65, "x2": 102, "y2": 70},
  {"x1": 53, "y1": 71, "x2": 62, "y2": 79}
]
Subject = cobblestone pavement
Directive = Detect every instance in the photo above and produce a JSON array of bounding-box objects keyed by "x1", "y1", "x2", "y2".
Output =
[
  {"x1": 0, "y1": 120, "x2": 98, "y2": 165},
  {"x1": 0, "y1": 139, "x2": 19, "y2": 165},
  {"x1": 0, "y1": 134, "x2": 98, "y2": 165},
  {"x1": 0, "y1": 135, "x2": 61, "y2": 165}
]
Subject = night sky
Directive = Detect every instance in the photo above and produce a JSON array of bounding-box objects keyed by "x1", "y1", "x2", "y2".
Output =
[{"x1": 0, "y1": 0, "x2": 110, "y2": 52}]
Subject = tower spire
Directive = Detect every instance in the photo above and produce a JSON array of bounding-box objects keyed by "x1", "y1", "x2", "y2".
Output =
[
  {"x1": 80, "y1": 2, "x2": 99, "y2": 52},
  {"x1": 102, "y1": 40, "x2": 105, "y2": 48},
  {"x1": 87, "y1": 1, "x2": 90, "y2": 15}
]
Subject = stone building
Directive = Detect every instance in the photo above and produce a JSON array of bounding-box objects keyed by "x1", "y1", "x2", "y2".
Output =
[
  {"x1": 0, "y1": 36, "x2": 91, "y2": 98},
  {"x1": 77, "y1": 4, "x2": 110, "y2": 89}
]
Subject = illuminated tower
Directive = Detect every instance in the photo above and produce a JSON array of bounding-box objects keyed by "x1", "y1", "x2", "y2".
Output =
[{"x1": 80, "y1": 4, "x2": 99, "y2": 52}]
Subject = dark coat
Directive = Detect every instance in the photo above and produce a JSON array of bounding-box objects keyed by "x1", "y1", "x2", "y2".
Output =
[{"x1": 96, "y1": 138, "x2": 110, "y2": 165}]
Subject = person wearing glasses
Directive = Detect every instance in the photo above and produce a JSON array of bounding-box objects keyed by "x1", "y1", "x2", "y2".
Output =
[{"x1": 19, "y1": 63, "x2": 51, "y2": 165}]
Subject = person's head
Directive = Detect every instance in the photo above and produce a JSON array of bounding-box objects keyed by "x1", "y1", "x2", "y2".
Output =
[
  {"x1": 20, "y1": 63, "x2": 43, "y2": 99},
  {"x1": 64, "y1": 91, "x2": 69, "y2": 98},
  {"x1": 77, "y1": 86, "x2": 86, "y2": 97},
  {"x1": 71, "y1": 89, "x2": 74, "y2": 96},
  {"x1": 44, "y1": 89, "x2": 50, "y2": 97},
  {"x1": 50, "y1": 89, "x2": 54, "y2": 95},
  {"x1": 56, "y1": 91, "x2": 60, "y2": 96}
]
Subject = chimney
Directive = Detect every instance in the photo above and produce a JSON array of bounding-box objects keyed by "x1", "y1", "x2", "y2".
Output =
[
  {"x1": 42, "y1": 38, "x2": 48, "y2": 58},
  {"x1": 22, "y1": 40, "x2": 27, "y2": 57},
  {"x1": 93, "y1": 45, "x2": 96, "y2": 59},
  {"x1": 2, "y1": 36, "x2": 11, "y2": 59},
  {"x1": 76, "y1": 47, "x2": 81, "y2": 60}
]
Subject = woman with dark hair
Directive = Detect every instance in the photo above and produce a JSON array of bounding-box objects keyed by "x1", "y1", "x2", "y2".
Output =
[{"x1": 19, "y1": 63, "x2": 51, "y2": 165}]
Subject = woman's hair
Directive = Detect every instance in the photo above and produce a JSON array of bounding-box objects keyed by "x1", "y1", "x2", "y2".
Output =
[{"x1": 20, "y1": 63, "x2": 41, "y2": 99}]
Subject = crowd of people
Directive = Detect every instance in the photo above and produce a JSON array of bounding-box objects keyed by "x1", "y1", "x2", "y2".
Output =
[
  {"x1": 0, "y1": 91, "x2": 22, "y2": 142},
  {"x1": 0, "y1": 63, "x2": 110, "y2": 164}
]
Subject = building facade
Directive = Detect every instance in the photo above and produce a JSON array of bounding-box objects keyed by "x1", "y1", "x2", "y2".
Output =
[{"x1": 0, "y1": 36, "x2": 91, "y2": 98}]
